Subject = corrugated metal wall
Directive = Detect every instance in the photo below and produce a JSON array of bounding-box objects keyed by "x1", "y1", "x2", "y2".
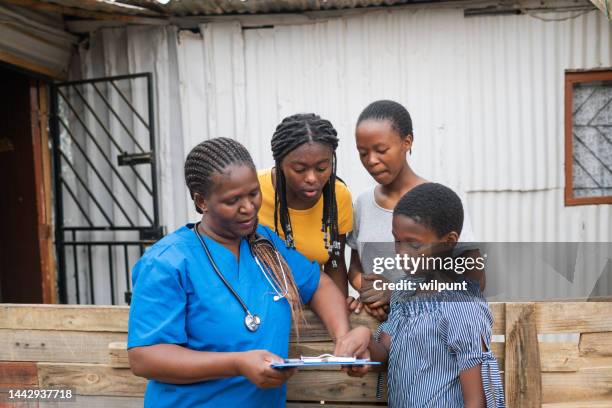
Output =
[
  {"x1": 183, "y1": 7, "x2": 611, "y2": 242},
  {"x1": 71, "y1": 6, "x2": 611, "y2": 304}
]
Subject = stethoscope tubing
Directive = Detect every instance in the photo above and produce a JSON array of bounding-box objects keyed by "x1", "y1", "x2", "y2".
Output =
[{"x1": 193, "y1": 223, "x2": 254, "y2": 317}]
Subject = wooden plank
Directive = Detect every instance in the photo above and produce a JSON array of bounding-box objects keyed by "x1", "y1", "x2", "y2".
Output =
[
  {"x1": 535, "y1": 303, "x2": 612, "y2": 334},
  {"x1": 109, "y1": 342, "x2": 129, "y2": 369},
  {"x1": 39, "y1": 395, "x2": 143, "y2": 408},
  {"x1": 0, "y1": 305, "x2": 128, "y2": 332},
  {"x1": 34, "y1": 83, "x2": 57, "y2": 305},
  {"x1": 109, "y1": 340, "x2": 385, "y2": 370},
  {"x1": 542, "y1": 367, "x2": 612, "y2": 404},
  {"x1": 490, "y1": 342, "x2": 504, "y2": 369},
  {"x1": 292, "y1": 302, "x2": 504, "y2": 342},
  {"x1": 543, "y1": 400, "x2": 612, "y2": 407},
  {"x1": 540, "y1": 342, "x2": 579, "y2": 373},
  {"x1": 0, "y1": 329, "x2": 126, "y2": 364},
  {"x1": 0, "y1": 397, "x2": 39, "y2": 408},
  {"x1": 287, "y1": 404, "x2": 386, "y2": 408},
  {"x1": 287, "y1": 371, "x2": 386, "y2": 402},
  {"x1": 37, "y1": 364, "x2": 145, "y2": 397},
  {"x1": 579, "y1": 332, "x2": 612, "y2": 357},
  {"x1": 0, "y1": 50, "x2": 62, "y2": 79},
  {"x1": 505, "y1": 303, "x2": 542, "y2": 407},
  {"x1": 0, "y1": 362, "x2": 38, "y2": 385}
]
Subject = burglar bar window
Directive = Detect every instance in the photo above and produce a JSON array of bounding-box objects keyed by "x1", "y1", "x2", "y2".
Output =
[{"x1": 565, "y1": 70, "x2": 612, "y2": 206}]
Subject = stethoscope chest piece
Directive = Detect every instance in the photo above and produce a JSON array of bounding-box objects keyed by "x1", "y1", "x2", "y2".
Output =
[{"x1": 245, "y1": 313, "x2": 261, "y2": 332}]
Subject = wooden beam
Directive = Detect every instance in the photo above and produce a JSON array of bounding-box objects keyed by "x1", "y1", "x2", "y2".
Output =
[
  {"x1": 505, "y1": 303, "x2": 542, "y2": 407},
  {"x1": 0, "y1": 50, "x2": 63, "y2": 79},
  {"x1": 39, "y1": 83, "x2": 57, "y2": 304},
  {"x1": 29, "y1": 81, "x2": 57, "y2": 304}
]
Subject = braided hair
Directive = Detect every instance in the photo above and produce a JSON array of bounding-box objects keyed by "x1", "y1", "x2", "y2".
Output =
[
  {"x1": 185, "y1": 137, "x2": 305, "y2": 333},
  {"x1": 357, "y1": 100, "x2": 413, "y2": 141},
  {"x1": 271, "y1": 113, "x2": 342, "y2": 268}
]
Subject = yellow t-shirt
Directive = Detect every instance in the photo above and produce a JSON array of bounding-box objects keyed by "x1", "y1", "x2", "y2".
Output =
[{"x1": 257, "y1": 168, "x2": 353, "y2": 266}]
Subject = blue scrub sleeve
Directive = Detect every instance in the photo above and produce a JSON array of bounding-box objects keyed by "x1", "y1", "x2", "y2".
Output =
[
  {"x1": 260, "y1": 226, "x2": 320, "y2": 304},
  {"x1": 127, "y1": 249, "x2": 188, "y2": 349}
]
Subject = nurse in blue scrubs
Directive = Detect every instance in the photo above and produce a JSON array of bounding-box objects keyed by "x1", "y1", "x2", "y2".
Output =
[{"x1": 127, "y1": 137, "x2": 368, "y2": 407}]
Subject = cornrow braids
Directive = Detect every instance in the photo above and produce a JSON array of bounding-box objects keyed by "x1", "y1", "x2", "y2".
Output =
[
  {"x1": 186, "y1": 138, "x2": 305, "y2": 333},
  {"x1": 184, "y1": 137, "x2": 255, "y2": 213},
  {"x1": 357, "y1": 100, "x2": 414, "y2": 139},
  {"x1": 248, "y1": 234, "x2": 305, "y2": 339},
  {"x1": 271, "y1": 113, "x2": 342, "y2": 268}
]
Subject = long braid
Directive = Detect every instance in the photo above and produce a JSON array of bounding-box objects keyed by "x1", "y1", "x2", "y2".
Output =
[
  {"x1": 248, "y1": 236, "x2": 305, "y2": 339},
  {"x1": 185, "y1": 137, "x2": 305, "y2": 334},
  {"x1": 271, "y1": 113, "x2": 342, "y2": 267}
]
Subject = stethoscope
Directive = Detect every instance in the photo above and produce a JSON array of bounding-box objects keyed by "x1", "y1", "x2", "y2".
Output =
[{"x1": 193, "y1": 223, "x2": 288, "y2": 332}]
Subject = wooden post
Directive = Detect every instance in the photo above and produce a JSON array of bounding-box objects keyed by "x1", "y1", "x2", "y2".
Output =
[{"x1": 505, "y1": 303, "x2": 542, "y2": 407}]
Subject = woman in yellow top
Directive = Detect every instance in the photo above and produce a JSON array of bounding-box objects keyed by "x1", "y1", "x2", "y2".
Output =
[{"x1": 258, "y1": 113, "x2": 353, "y2": 297}]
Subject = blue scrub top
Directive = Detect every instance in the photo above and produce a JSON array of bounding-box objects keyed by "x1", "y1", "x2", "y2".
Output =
[{"x1": 127, "y1": 224, "x2": 320, "y2": 408}]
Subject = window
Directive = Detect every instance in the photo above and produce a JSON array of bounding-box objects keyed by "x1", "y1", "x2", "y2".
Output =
[{"x1": 565, "y1": 70, "x2": 612, "y2": 205}]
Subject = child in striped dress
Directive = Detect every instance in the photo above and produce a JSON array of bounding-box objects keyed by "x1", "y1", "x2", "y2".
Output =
[{"x1": 338, "y1": 183, "x2": 505, "y2": 407}]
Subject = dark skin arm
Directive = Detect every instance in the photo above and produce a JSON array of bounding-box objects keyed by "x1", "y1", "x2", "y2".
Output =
[
  {"x1": 129, "y1": 270, "x2": 364, "y2": 386},
  {"x1": 323, "y1": 235, "x2": 348, "y2": 298},
  {"x1": 462, "y1": 249, "x2": 486, "y2": 291},
  {"x1": 347, "y1": 249, "x2": 389, "y2": 320},
  {"x1": 128, "y1": 345, "x2": 296, "y2": 387},
  {"x1": 460, "y1": 364, "x2": 487, "y2": 408},
  {"x1": 311, "y1": 271, "x2": 351, "y2": 342}
]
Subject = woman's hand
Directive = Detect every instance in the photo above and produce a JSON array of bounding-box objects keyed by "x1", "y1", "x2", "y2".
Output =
[
  {"x1": 334, "y1": 326, "x2": 371, "y2": 359},
  {"x1": 238, "y1": 350, "x2": 297, "y2": 389},
  {"x1": 334, "y1": 326, "x2": 372, "y2": 377}
]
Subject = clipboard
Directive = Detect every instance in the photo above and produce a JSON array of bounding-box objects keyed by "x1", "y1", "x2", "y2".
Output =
[{"x1": 271, "y1": 354, "x2": 381, "y2": 369}]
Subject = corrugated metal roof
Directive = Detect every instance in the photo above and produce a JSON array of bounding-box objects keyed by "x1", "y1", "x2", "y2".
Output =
[
  {"x1": 142, "y1": 0, "x2": 436, "y2": 16},
  {"x1": 29, "y1": 0, "x2": 446, "y2": 17}
]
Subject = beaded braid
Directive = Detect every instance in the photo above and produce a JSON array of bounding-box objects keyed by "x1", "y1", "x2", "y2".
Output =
[
  {"x1": 270, "y1": 113, "x2": 342, "y2": 268},
  {"x1": 185, "y1": 137, "x2": 305, "y2": 332}
]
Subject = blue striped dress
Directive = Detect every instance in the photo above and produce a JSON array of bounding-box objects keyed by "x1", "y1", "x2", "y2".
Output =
[{"x1": 379, "y1": 280, "x2": 505, "y2": 407}]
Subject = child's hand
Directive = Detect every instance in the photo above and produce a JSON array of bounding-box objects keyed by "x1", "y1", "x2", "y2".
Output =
[
  {"x1": 363, "y1": 303, "x2": 389, "y2": 322},
  {"x1": 360, "y1": 274, "x2": 392, "y2": 307},
  {"x1": 344, "y1": 348, "x2": 371, "y2": 377},
  {"x1": 346, "y1": 296, "x2": 363, "y2": 314}
]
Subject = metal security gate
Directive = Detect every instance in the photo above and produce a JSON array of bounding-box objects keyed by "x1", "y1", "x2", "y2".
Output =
[{"x1": 50, "y1": 73, "x2": 163, "y2": 305}]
